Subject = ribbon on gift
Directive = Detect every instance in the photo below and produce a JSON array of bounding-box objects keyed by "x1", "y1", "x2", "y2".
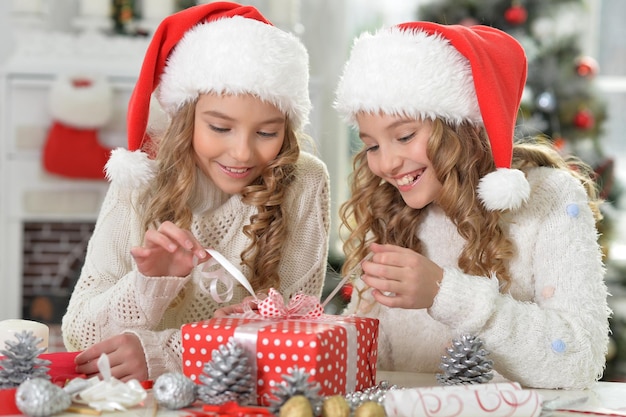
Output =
[
  {"x1": 197, "y1": 249, "x2": 257, "y2": 303},
  {"x1": 250, "y1": 288, "x2": 324, "y2": 320},
  {"x1": 384, "y1": 382, "x2": 543, "y2": 417}
]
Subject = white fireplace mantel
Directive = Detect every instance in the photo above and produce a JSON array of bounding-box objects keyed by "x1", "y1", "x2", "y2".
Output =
[{"x1": 0, "y1": 30, "x2": 148, "y2": 321}]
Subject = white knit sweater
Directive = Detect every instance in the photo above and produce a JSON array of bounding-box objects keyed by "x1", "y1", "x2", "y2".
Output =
[
  {"x1": 344, "y1": 166, "x2": 610, "y2": 389},
  {"x1": 62, "y1": 149, "x2": 331, "y2": 379}
]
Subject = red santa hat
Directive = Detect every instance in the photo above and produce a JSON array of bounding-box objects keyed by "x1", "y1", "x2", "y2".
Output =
[
  {"x1": 335, "y1": 22, "x2": 531, "y2": 211},
  {"x1": 127, "y1": 2, "x2": 310, "y2": 152}
]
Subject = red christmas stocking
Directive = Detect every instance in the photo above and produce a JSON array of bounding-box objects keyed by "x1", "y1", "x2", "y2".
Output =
[{"x1": 42, "y1": 74, "x2": 114, "y2": 180}]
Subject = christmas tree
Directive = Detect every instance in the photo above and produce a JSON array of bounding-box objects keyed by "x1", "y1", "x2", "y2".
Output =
[{"x1": 418, "y1": 0, "x2": 619, "y2": 250}]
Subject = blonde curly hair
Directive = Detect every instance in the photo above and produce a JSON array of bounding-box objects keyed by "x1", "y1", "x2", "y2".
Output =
[
  {"x1": 340, "y1": 118, "x2": 602, "y2": 292},
  {"x1": 139, "y1": 99, "x2": 300, "y2": 291}
]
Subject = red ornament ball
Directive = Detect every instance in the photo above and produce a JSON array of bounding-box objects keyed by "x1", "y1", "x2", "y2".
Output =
[
  {"x1": 504, "y1": 5, "x2": 528, "y2": 25},
  {"x1": 575, "y1": 56, "x2": 599, "y2": 78},
  {"x1": 341, "y1": 283, "x2": 353, "y2": 301},
  {"x1": 573, "y1": 109, "x2": 595, "y2": 130}
]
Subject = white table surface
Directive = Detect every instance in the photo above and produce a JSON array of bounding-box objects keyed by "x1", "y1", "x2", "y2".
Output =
[{"x1": 6, "y1": 372, "x2": 626, "y2": 416}]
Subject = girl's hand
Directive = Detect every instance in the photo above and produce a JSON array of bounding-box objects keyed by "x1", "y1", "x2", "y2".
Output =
[
  {"x1": 130, "y1": 221, "x2": 210, "y2": 277},
  {"x1": 75, "y1": 333, "x2": 148, "y2": 383},
  {"x1": 213, "y1": 296, "x2": 259, "y2": 317},
  {"x1": 360, "y1": 242, "x2": 443, "y2": 309}
]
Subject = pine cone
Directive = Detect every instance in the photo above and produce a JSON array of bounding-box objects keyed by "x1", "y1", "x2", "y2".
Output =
[
  {"x1": 197, "y1": 338, "x2": 254, "y2": 405},
  {"x1": 269, "y1": 367, "x2": 322, "y2": 415},
  {"x1": 436, "y1": 334, "x2": 494, "y2": 385},
  {"x1": 0, "y1": 331, "x2": 50, "y2": 389}
]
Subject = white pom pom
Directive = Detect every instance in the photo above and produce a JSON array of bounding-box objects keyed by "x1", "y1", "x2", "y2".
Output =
[
  {"x1": 477, "y1": 168, "x2": 530, "y2": 211},
  {"x1": 105, "y1": 148, "x2": 155, "y2": 189}
]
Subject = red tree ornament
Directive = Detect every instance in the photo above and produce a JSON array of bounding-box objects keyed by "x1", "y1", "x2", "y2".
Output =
[
  {"x1": 573, "y1": 109, "x2": 595, "y2": 130},
  {"x1": 341, "y1": 283, "x2": 354, "y2": 301},
  {"x1": 504, "y1": 4, "x2": 528, "y2": 25},
  {"x1": 575, "y1": 56, "x2": 600, "y2": 78}
]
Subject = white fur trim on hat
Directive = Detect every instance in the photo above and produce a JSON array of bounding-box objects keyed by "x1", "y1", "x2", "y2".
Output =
[
  {"x1": 105, "y1": 148, "x2": 156, "y2": 189},
  {"x1": 48, "y1": 74, "x2": 113, "y2": 129},
  {"x1": 159, "y1": 15, "x2": 311, "y2": 130},
  {"x1": 335, "y1": 26, "x2": 481, "y2": 126},
  {"x1": 477, "y1": 168, "x2": 531, "y2": 211}
]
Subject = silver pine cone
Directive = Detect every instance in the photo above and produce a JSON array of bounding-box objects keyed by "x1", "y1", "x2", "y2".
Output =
[
  {"x1": 197, "y1": 338, "x2": 254, "y2": 405},
  {"x1": 436, "y1": 334, "x2": 494, "y2": 385},
  {"x1": 0, "y1": 331, "x2": 51, "y2": 389},
  {"x1": 269, "y1": 367, "x2": 322, "y2": 415}
]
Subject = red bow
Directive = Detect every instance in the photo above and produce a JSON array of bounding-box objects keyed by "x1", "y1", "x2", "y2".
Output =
[{"x1": 257, "y1": 288, "x2": 323, "y2": 319}]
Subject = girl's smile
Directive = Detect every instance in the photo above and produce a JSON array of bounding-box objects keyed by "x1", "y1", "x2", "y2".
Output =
[
  {"x1": 193, "y1": 93, "x2": 286, "y2": 195},
  {"x1": 356, "y1": 112, "x2": 442, "y2": 209}
]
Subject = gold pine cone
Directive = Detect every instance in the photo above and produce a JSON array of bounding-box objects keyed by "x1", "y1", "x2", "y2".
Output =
[
  {"x1": 321, "y1": 395, "x2": 351, "y2": 417},
  {"x1": 354, "y1": 401, "x2": 386, "y2": 417},
  {"x1": 280, "y1": 395, "x2": 313, "y2": 417}
]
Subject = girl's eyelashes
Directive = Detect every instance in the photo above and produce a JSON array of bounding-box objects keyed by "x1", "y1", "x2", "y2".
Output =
[
  {"x1": 398, "y1": 131, "x2": 416, "y2": 142},
  {"x1": 208, "y1": 125, "x2": 278, "y2": 138},
  {"x1": 365, "y1": 144, "x2": 379, "y2": 152},
  {"x1": 209, "y1": 125, "x2": 229, "y2": 133}
]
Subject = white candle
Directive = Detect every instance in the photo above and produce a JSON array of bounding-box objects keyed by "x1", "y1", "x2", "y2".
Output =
[
  {"x1": 143, "y1": 0, "x2": 175, "y2": 21},
  {"x1": 0, "y1": 320, "x2": 49, "y2": 353},
  {"x1": 79, "y1": 0, "x2": 111, "y2": 18}
]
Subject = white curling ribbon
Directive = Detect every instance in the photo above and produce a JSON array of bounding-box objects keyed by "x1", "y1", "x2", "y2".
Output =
[
  {"x1": 198, "y1": 249, "x2": 257, "y2": 303},
  {"x1": 384, "y1": 382, "x2": 543, "y2": 417},
  {"x1": 71, "y1": 353, "x2": 147, "y2": 411}
]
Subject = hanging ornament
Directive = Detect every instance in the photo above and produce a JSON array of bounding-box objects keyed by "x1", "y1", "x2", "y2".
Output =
[
  {"x1": 504, "y1": 3, "x2": 527, "y2": 25},
  {"x1": 573, "y1": 108, "x2": 595, "y2": 130},
  {"x1": 269, "y1": 367, "x2": 322, "y2": 415},
  {"x1": 197, "y1": 338, "x2": 255, "y2": 405},
  {"x1": 436, "y1": 334, "x2": 494, "y2": 385},
  {"x1": 153, "y1": 372, "x2": 197, "y2": 410},
  {"x1": 575, "y1": 56, "x2": 600, "y2": 78},
  {"x1": 341, "y1": 283, "x2": 353, "y2": 302},
  {"x1": 16, "y1": 378, "x2": 71, "y2": 417},
  {"x1": 535, "y1": 91, "x2": 557, "y2": 113}
]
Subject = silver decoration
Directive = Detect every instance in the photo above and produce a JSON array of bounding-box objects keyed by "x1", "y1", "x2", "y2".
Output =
[
  {"x1": 16, "y1": 378, "x2": 71, "y2": 417},
  {"x1": 344, "y1": 380, "x2": 398, "y2": 410},
  {"x1": 153, "y1": 372, "x2": 197, "y2": 410},
  {"x1": 269, "y1": 367, "x2": 322, "y2": 415},
  {"x1": 436, "y1": 334, "x2": 494, "y2": 385}
]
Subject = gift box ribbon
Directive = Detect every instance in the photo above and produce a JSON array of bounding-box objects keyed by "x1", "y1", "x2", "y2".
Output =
[
  {"x1": 198, "y1": 249, "x2": 257, "y2": 303},
  {"x1": 195, "y1": 249, "x2": 361, "y2": 402}
]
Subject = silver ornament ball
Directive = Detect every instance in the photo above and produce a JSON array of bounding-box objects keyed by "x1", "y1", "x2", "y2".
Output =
[
  {"x1": 153, "y1": 372, "x2": 197, "y2": 409},
  {"x1": 16, "y1": 378, "x2": 71, "y2": 417}
]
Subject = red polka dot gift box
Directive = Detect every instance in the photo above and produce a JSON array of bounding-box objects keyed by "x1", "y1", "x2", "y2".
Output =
[{"x1": 181, "y1": 315, "x2": 379, "y2": 406}]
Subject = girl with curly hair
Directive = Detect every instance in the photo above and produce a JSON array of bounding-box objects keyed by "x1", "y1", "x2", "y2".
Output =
[
  {"x1": 62, "y1": 2, "x2": 330, "y2": 382},
  {"x1": 335, "y1": 21, "x2": 609, "y2": 389}
]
